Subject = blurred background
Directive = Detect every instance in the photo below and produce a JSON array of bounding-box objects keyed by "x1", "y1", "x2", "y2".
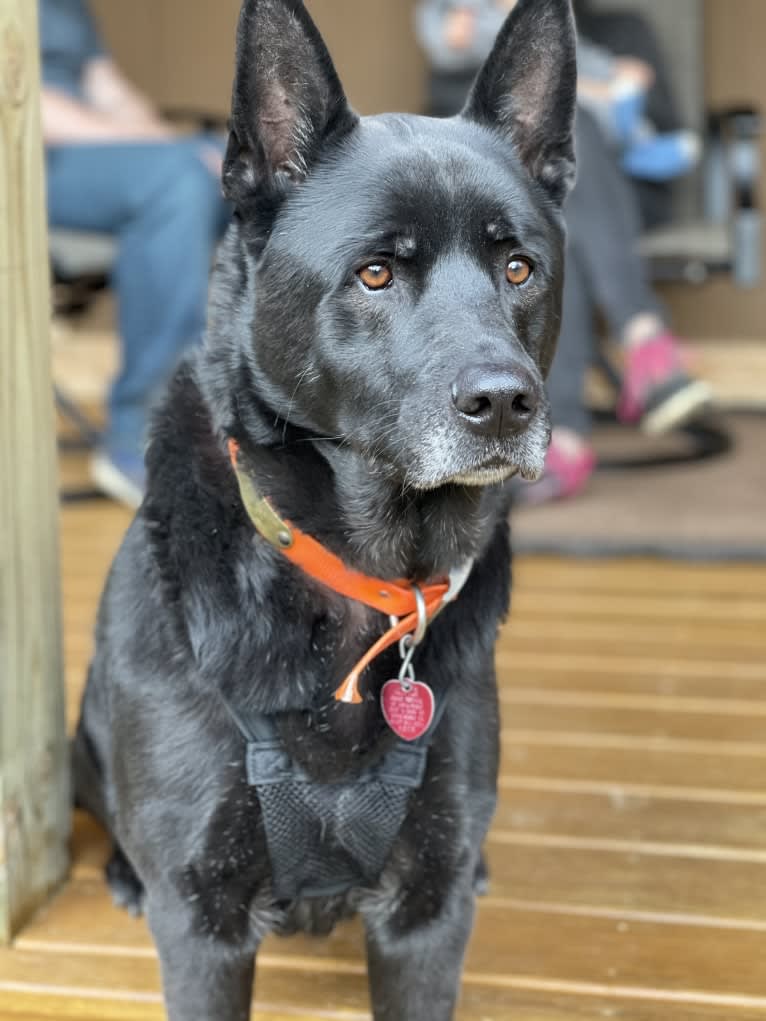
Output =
[
  {"x1": 88, "y1": 0, "x2": 766, "y2": 345},
  {"x1": 53, "y1": 0, "x2": 766, "y2": 558}
]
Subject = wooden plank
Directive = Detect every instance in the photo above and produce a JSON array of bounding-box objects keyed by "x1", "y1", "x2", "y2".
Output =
[
  {"x1": 57, "y1": 504, "x2": 125, "y2": 738},
  {"x1": 2, "y1": 952, "x2": 764, "y2": 1021},
  {"x1": 512, "y1": 557, "x2": 766, "y2": 596},
  {"x1": 484, "y1": 840, "x2": 766, "y2": 926},
  {"x1": 0, "y1": 0, "x2": 68, "y2": 942},
  {"x1": 65, "y1": 813, "x2": 766, "y2": 927},
  {"x1": 69, "y1": 781, "x2": 766, "y2": 873},
  {"x1": 97, "y1": 681, "x2": 766, "y2": 773},
  {"x1": 510, "y1": 590, "x2": 766, "y2": 623},
  {"x1": 501, "y1": 686, "x2": 766, "y2": 717},
  {"x1": 494, "y1": 786, "x2": 766, "y2": 851},
  {"x1": 500, "y1": 741, "x2": 766, "y2": 794},
  {"x1": 504, "y1": 620, "x2": 766, "y2": 656},
  {"x1": 502, "y1": 730, "x2": 766, "y2": 763},
  {"x1": 499, "y1": 704, "x2": 766, "y2": 744},
  {"x1": 496, "y1": 648, "x2": 766, "y2": 683},
  {"x1": 4, "y1": 946, "x2": 764, "y2": 1021},
  {"x1": 496, "y1": 660, "x2": 766, "y2": 701},
  {"x1": 60, "y1": 630, "x2": 766, "y2": 672},
  {"x1": 10, "y1": 886, "x2": 766, "y2": 1009}
]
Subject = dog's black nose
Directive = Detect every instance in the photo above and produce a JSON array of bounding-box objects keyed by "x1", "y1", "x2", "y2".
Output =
[{"x1": 451, "y1": 364, "x2": 540, "y2": 437}]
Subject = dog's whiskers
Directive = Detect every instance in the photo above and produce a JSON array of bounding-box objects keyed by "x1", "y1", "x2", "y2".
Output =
[{"x1": 281, "y1": 366, "x2": 321, "y2": 442}]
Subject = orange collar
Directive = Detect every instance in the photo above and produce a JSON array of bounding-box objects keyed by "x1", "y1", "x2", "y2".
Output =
[{"x1": 228, "y1": 438, "x2": 472, "y2": 704}]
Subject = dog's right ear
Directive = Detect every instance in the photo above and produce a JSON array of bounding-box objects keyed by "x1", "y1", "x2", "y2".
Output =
[
  {"x1": 223, "y1": 0, "x2": 358, "y2": 204},
  {"x1": 463, "y1": 0, "x2": 577, "y2": 206}
]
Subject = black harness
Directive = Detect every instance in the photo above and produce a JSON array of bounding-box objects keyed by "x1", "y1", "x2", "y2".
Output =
[{"x1": 222, "y1": 698, "x2": 447, "y2": 900}]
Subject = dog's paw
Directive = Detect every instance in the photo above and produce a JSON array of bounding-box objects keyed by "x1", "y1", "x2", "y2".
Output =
[
  {"x1": 473, "y1": 854, "x2": 490, "y2": 897},
  {"x1": 106, "y1": 849, "x2": 146, "y2": 917}
]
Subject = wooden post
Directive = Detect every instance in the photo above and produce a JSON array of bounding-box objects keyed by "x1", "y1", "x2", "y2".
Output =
[{"x1": 0, "y1": 0, "x2": 69, "y2": 942}]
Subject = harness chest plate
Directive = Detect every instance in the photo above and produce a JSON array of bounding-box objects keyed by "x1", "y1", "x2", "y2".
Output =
[
  {"x1": 245, "y1": 719, "x2": 429, "y2": 900},
  {"x1": 218, "y1": 689, "x2": 447, "y2": 902}
]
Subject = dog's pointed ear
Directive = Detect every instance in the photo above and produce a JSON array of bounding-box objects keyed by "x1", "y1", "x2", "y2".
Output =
[
  {"x1": 463, "y1": 0, "x2": 577, "y2": 205},
  {"x1": 223, "y1": 0, "x2": 358, "y2": 203}
]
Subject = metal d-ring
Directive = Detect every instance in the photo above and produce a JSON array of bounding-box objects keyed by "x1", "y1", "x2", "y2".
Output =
[
  {"x1": 411, "y1": 585, "x2": 428, "y2": 646},
  {"x1": 397, "y1": 585, "x2": 428, "y2": 660}
]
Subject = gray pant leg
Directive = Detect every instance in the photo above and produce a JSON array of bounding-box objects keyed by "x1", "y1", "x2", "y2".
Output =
[
  {"x1": 546, "y1": 254, "x2": 594, "y2": 437},
  {"x1": 546, "y1": 110, "x2": 667, "y2": 438},
  {"x1": 567, "y1": 108, "x2": 664, "y2": 337}
]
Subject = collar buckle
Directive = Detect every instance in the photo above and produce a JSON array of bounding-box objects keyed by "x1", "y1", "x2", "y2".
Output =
[{"x1": 231, "y1": 446, "x2": 295, "y2": 551}]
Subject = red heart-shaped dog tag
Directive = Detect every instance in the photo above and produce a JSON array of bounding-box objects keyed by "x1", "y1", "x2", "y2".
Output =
[{"x1": 381, "y1": 679, "x2": 435, "y2": 742}]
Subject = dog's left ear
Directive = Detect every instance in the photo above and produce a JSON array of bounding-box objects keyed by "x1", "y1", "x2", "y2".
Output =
[
  {"x1": 223, "y1": 0, "x2": 358, "y2": 203},
  {"x1": 463, "y1": 0, "x2": 577, "y2": 205}
]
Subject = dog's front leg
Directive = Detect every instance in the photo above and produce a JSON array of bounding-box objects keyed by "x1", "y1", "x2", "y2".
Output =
[
  {"x1": 363, "y1": 871, "x2": 475, "y2": 1021},
  {"x1": 147, "y1": 893, "x2": 256, "y2": 1021}
]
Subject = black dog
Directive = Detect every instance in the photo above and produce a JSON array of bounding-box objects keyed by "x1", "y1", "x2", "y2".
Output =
[{"x1": 73, "y1": 0, "x2": 576, "y2": 1017}]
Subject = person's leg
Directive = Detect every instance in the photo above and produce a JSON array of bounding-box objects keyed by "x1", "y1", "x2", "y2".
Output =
[
  {"x1": 47, "y1": 141, "x2": 227, "y2": 502},
  {"x1": 564, "y1": 111, "x2": 712, "y2": 432},
  {"x1": 546, "y1": 253, "x2": 595, "y2": 439},
  {"x1": 108, "y1": 147, "x2": 224, "y2": 460},
  {"x1": 514, "y1": 254, "x2": 597, "y2": 505},
  {"x1": 567, "y1": 109, "x2": 664, "y2": 338}
]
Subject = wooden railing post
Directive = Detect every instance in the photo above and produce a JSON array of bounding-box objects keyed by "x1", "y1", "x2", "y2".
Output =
[{"x1": 0, "y1": 0, "x2": 69, "y2": 942}]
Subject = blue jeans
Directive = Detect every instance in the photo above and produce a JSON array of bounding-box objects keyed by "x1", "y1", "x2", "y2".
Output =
[{"x1": 47, "y1": 138, "x2": 230, "y2": 457}]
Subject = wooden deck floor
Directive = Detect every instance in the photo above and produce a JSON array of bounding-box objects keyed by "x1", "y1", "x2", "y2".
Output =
[{"x1": 2, "y1": 498, "x2": 766, "y2": 1019}]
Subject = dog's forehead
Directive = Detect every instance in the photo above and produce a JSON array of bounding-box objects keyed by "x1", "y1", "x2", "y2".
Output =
[
  {"x1": 285, "y1": 114, "x2": 554, "y2": 258},
  {"x1": 363, "y1": 116, "x2": 528, "y2": 205}
]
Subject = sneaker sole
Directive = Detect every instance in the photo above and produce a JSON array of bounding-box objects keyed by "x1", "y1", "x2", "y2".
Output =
[
  {"x1": 90, "y1": 453, "x2": 144, "y2": 509},
  {"x1": 642, "y1": 380, "x2": 715, "y2": 436}
]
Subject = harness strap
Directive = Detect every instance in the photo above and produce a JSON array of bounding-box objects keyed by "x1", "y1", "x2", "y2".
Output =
[{"x1": 218, "y1": 686, "x2": 450, "y2": 754}]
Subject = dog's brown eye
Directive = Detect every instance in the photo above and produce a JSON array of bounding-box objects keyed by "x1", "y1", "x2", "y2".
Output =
[
  {"x1": 358, "y1": 263, "x2": 393, "y2": 290},
  {"x1": 506, "y1": 257, "x2": 533, "y2": 286}
]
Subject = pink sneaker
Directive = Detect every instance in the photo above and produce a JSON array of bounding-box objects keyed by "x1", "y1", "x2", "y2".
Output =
[
  {"x1": 514, "y1": 438, "x2": 597, "y2": 506},
  {"x1": 617, "y1": 332, "x2": 713, "y2": 434}
]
